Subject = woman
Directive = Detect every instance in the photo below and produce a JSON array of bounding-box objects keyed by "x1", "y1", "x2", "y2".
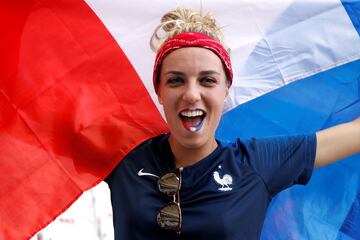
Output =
[{"x1": 106, "y1": 8, "x2": 360, "y2": 239}]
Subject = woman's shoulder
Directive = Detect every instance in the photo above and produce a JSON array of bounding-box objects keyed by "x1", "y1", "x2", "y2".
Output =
[
  {"x1": 221, "y1": 133, "x2": 316, "y2": 148},
  {"x1": 218, "y1": 133, "x2": 316, "y2": 164}
]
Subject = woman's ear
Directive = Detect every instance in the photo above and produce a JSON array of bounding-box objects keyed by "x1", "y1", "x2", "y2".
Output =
[
  {"x1": 157, "y1": 93, "x2": 163, "y2": 105},
  {"x1": 224, "y1": 87, "x2": 229, "y2": 101}
]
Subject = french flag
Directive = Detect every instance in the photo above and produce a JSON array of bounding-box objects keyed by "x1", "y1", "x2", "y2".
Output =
[{"x1": 1, "y1": 0, "x2": 359, "y2": 239}]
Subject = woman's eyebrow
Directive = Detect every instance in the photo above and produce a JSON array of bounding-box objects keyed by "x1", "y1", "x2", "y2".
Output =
[
  {"x1": 164, "y1": 70, "x2": 185, "y2": 76},
  {"x1": 199, "y1": 70, "x2": 221, "y2": 75},
  {"x1": 164, "y1": 70, "x2": 221, "y2": 76}
]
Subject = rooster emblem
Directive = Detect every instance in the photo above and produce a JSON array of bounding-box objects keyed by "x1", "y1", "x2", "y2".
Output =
[{"x1": 213, "y1": 169, "x2": 233, "y2": 192}]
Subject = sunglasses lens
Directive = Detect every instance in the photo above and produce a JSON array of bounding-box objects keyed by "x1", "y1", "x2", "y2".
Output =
[
  {"x1": 157, "y1": 203, "x2": 181, "y2": 231},
  {"x1": 158, "y1": 172, "x2": 180, "y2": 195}
]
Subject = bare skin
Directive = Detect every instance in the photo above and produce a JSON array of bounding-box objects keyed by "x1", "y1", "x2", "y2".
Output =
[{"x1": 315, "y1": 117, "x2": 360, "y2": 167}]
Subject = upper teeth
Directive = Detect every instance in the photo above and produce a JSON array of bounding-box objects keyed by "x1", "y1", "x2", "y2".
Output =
[{"x1": 180, "y1": 110, "x2": 204, "y2": 117}]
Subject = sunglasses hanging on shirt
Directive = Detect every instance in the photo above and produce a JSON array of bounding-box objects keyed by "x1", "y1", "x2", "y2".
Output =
[{"x1": 157, "y1": 169, "x2": 182, "y2": 233}]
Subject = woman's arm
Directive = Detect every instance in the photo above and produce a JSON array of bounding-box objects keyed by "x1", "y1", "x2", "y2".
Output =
[{"x1": 315, "y1": 117, "x2": 360, "y2": 168}]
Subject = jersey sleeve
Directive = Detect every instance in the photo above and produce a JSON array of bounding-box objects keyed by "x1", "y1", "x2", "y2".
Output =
[{"x1": 237, "y1": 134, "x2": 317, "y2": 196}]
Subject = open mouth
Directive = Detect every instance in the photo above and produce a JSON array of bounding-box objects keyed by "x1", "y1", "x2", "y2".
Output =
[{"x1": 179, "y1": 109, "x2": 206, "y2": 132}]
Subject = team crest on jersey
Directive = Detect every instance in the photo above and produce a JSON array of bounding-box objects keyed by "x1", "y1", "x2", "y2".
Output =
[{"x1": 213, "y1": 165, "x2": 233, "y2": 192}]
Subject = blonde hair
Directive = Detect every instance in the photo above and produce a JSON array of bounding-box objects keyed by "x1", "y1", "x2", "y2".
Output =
[{"x1": 150, "y1": 8, "x2": 227, "y2": 53}]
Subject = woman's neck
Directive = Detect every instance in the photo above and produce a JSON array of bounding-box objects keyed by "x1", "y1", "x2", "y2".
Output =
[{"x1": 168, "y1": 136, "x2": 218, "y2": 168}]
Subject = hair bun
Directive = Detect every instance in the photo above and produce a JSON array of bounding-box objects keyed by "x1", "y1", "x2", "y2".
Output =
[{"x1": 150, "y1": 8, "x2": 226, "y2": 53}]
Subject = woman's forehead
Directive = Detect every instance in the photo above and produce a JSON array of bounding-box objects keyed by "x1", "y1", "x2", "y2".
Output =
[{"x1": 161, "y1": 47, "x2": 224, "y2": 72}]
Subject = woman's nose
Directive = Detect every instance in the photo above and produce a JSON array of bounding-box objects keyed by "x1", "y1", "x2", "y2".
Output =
[{"x1": 182, "y1": 82, "x2": 201, "y2": 104}]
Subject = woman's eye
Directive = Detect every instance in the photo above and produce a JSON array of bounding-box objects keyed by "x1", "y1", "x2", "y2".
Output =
[
  {"x1": 167, "y1": 77, "x2": 183, "y2": 86},
  {"x1": 201, "y1": 77, "x2": 217, "y2": 85}
]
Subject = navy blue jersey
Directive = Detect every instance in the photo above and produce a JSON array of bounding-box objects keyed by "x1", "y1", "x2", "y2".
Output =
[{"x1": 105, "y1": 134, "x2": 316, "y2": 239}]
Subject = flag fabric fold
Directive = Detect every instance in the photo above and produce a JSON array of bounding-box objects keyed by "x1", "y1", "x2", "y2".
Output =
[{"x1": 0, "y1": 1, "x2": 167, "y2": 239}]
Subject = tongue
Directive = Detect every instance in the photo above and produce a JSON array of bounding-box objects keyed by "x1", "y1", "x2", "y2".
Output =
[{"x1": 181, "y1": 116, "x2": 203, "y2": 131}]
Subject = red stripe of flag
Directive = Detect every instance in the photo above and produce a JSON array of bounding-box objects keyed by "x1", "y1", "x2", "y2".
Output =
[{"x1": 0, "y1": 0, "x2": 167, "y2": 239}]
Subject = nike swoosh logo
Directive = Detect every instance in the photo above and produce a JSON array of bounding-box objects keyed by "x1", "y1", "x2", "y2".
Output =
[{"x1": 138, "y1": 168, "x2": 159, "y2": 178}]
